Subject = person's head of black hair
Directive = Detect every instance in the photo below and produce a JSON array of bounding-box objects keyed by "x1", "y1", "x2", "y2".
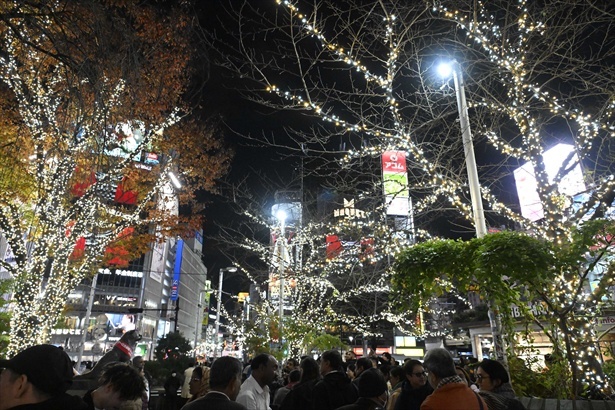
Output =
[
  {"x1": 288, "y1": 369, "x2": 301, "y2": 383},
  {"x1": 251, "y1": 353, "x2": 272, "y2": 371},
  {"x1": 299, "y1": 357, "x2": 320, "y2": 382},
  {"x1": 356, "y1": 357, "x2": 373, "y2": 372},
  {"x1": 478, "y1": 359, "x2": 509, "y2": 384},
  {"x1": 209, "y1": 357, "x2": 243, "y2": 390},
  {"x1": 98, "y1": 363, "x2": 145, "y2": 401},
  {"x1": 321, "y1": 350, "x2": 343, "y2": 371}
]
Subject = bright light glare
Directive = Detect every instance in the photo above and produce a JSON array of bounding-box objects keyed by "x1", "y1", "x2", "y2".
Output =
[
  {"x1": 225, "y1": 266, "x2": 238, "y2": 273},
  {"x1": 437, "y1": 62, "x2": 453, "y2": 78},
  {"x1": 168, "y1": 172, "x2": 182, "y2": 189},
  {"x1": 276, "y1": 210, "x2": 287, "y2": 222}
]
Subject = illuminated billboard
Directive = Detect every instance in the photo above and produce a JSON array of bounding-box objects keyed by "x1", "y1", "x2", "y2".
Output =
[{"x1": 513, "y1": 143, "x2": 586, "y2": 221}]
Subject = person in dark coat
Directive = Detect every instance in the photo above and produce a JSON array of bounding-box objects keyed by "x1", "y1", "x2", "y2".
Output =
[
  {"x1": 312, "y1": 350, "x2": 358, "y2": 410},
  {"x1": 181, "y1": 356, "x2": 246, "y2": 410},
  {"x1": 273, "y1": 369, "x2": 300, "y2": 407},
  {"x1": 0, "y1": 344, "x2": 89, "y2": 410},
  {"x1": 160, "y1": 371, "x2": 182, "y2": 410},
  {"x1": 393, "y1": 360, "x2": 432, "y2": 410},
  {"x1": 280, "y1": 357, "x2": 320, "y2": 410},
  {"x1": 337, "y1": 368, "x2": 388, "y2": 410},
  {"x1": 352, "y1": 357, "x2": 374, "y2": 390}
]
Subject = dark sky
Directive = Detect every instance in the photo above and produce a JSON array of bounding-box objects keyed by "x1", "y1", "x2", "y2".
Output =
[
  {"x1": 194, "y1": 1, "x2": 297, "y2": 294},
  {"x1": 195, "y1": 0, "x2": 478, "y2": 278}
]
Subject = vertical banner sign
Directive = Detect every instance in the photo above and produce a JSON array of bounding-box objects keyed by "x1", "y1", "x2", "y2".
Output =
[
  {"x1": 170, "y1": 239, "x2": 184, "y2": 301},
  {"x1": 382, "y1": 151, "x2": 410, "y2": 216},
  {"x1": 202, "y1": 292, "x2": 211, "y2": 327}
]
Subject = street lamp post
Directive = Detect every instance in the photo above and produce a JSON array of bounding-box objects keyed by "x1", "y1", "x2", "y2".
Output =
[
  {"x1": 437, "y1": 61, "x2": 487, "y2": 237},
  {"x1": 214, "y1": 266, "x2": 237, "y2": 358},
  {"x1": 276, "y1": 210, "x2": 287, "y2": 333},
  {"x1": 438, "y1": 61, "x2": 505, "y2": 362}
]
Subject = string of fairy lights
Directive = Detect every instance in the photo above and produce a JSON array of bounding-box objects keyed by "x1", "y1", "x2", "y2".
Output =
[
  {"x1": 434, "y1": 0, "x2": 615, "y2": 389},
  {"x1": 270, "y1": 0, "x2": 534, "y2": 242},
  {"x1": 247, "y1": 0, "x2": 615, "y2": 389},
  {"x1": 213, "y1": 186, "x2": 432, "y2": 350},
  {"x1": 3, "y1": 1, "x2": 612, "y2": 392},
  {"x1": 1, "y1": 11, "x2": 184, "y2": 355}
]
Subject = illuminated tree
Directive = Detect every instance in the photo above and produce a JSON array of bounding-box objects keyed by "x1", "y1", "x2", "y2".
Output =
[
  {"x1": 210, "y1": 166, "x2": 416, "y2": 357},
  {"x1": 206, "y1": 0, "x2": 614, "y2": 392},
  {"x1": 393, "y1": 227, "x2": 615, "y2": 398},
  {"x1": 0, "y1": 1, "x2": 229, "y2": 355}
]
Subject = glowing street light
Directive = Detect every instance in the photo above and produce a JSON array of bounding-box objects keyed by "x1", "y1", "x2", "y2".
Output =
[{"x1": 436, "y1": 61, "x2": 454, "y2": 79}]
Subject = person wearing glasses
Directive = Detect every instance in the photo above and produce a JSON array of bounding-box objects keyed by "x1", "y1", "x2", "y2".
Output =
[
  {"x1": 475, "y1": 360, "x2": 526, "y2": 410},
  {"x1": 185, "y1": 366, "x2": 211, "y2": 404},
  {"x1": 392, "y1": 360, "x2": 432, "y2": 410}
]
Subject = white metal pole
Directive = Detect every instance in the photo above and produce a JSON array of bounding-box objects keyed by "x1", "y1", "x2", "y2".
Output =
[
  {"x1": 278, "y1": 218, "x2": 285, "y2": 336},
  {"x1": 452, "y1": 64, "x2": 487, "y2": 238},
  {"x1": 214, "y1": 269, "x2": 224, "y2": 358}
]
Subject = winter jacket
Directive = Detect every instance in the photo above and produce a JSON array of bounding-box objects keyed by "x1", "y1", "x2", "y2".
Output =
[
  {"x1": 393, "y1": 381, "x2": 432, "y2": 410},
  {"x1": 280, "y1": 378, "x2": 319, "y2": 410},
  {"x1": 387, "y1": 382, "x2": 403, "y2": 410},
  {"x1": 420, "y1": 382, "x2": 486, "y2": 410},
  {"x1": 312, "y1": 371, "x2": 358, "y2": 410}
]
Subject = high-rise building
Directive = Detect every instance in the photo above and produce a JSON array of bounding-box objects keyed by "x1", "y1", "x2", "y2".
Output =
[{"x1": 47, "y1": 229, "x2": 208, "y2": 363}]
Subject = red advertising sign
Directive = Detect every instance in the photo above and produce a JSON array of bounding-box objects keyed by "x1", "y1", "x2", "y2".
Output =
[{"x1": 382, "y1": 151, "x2": 407, "y2": 174}]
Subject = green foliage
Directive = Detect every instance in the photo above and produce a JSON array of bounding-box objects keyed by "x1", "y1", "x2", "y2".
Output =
[
  {"x1": 303, "y1": 333, "x2": 344, "y2": 353},
  {"x1": 153, "y1": 331, "x2": 192, "y2": 374},
  {"x1": 508, "y1": 354, "x2": 571, "y2": 399},
  {"x1": 392, "y1": 231, "x2": 554, "y2": 320},
  {"x1": 391, "y1": 239, "x2": 471, "y2": 313},
  {"x1": 0, "y1": 278, "x2": 12, "y2": 357},
  {"x1": 393, "y1": 224, "x2": 615, "y2": 398},
  {"x1": 241, "y1": 313, "x2": 342, "y2": 360},
  {"x1": 241, "y1": 312, "x2": 283, "y2": 358},
  {"x1": 602, "y1": 360, "x2": 615, "y2": 386}
]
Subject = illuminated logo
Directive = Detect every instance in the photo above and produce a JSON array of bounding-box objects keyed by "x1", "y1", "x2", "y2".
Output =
[{"x1": 334, "y1": 198, "x2": 367, "y2": 218}]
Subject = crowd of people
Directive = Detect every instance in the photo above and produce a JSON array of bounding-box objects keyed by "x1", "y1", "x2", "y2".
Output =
[{"x1": 0, "y1": 344, "x2": 526, "y2": 410}]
